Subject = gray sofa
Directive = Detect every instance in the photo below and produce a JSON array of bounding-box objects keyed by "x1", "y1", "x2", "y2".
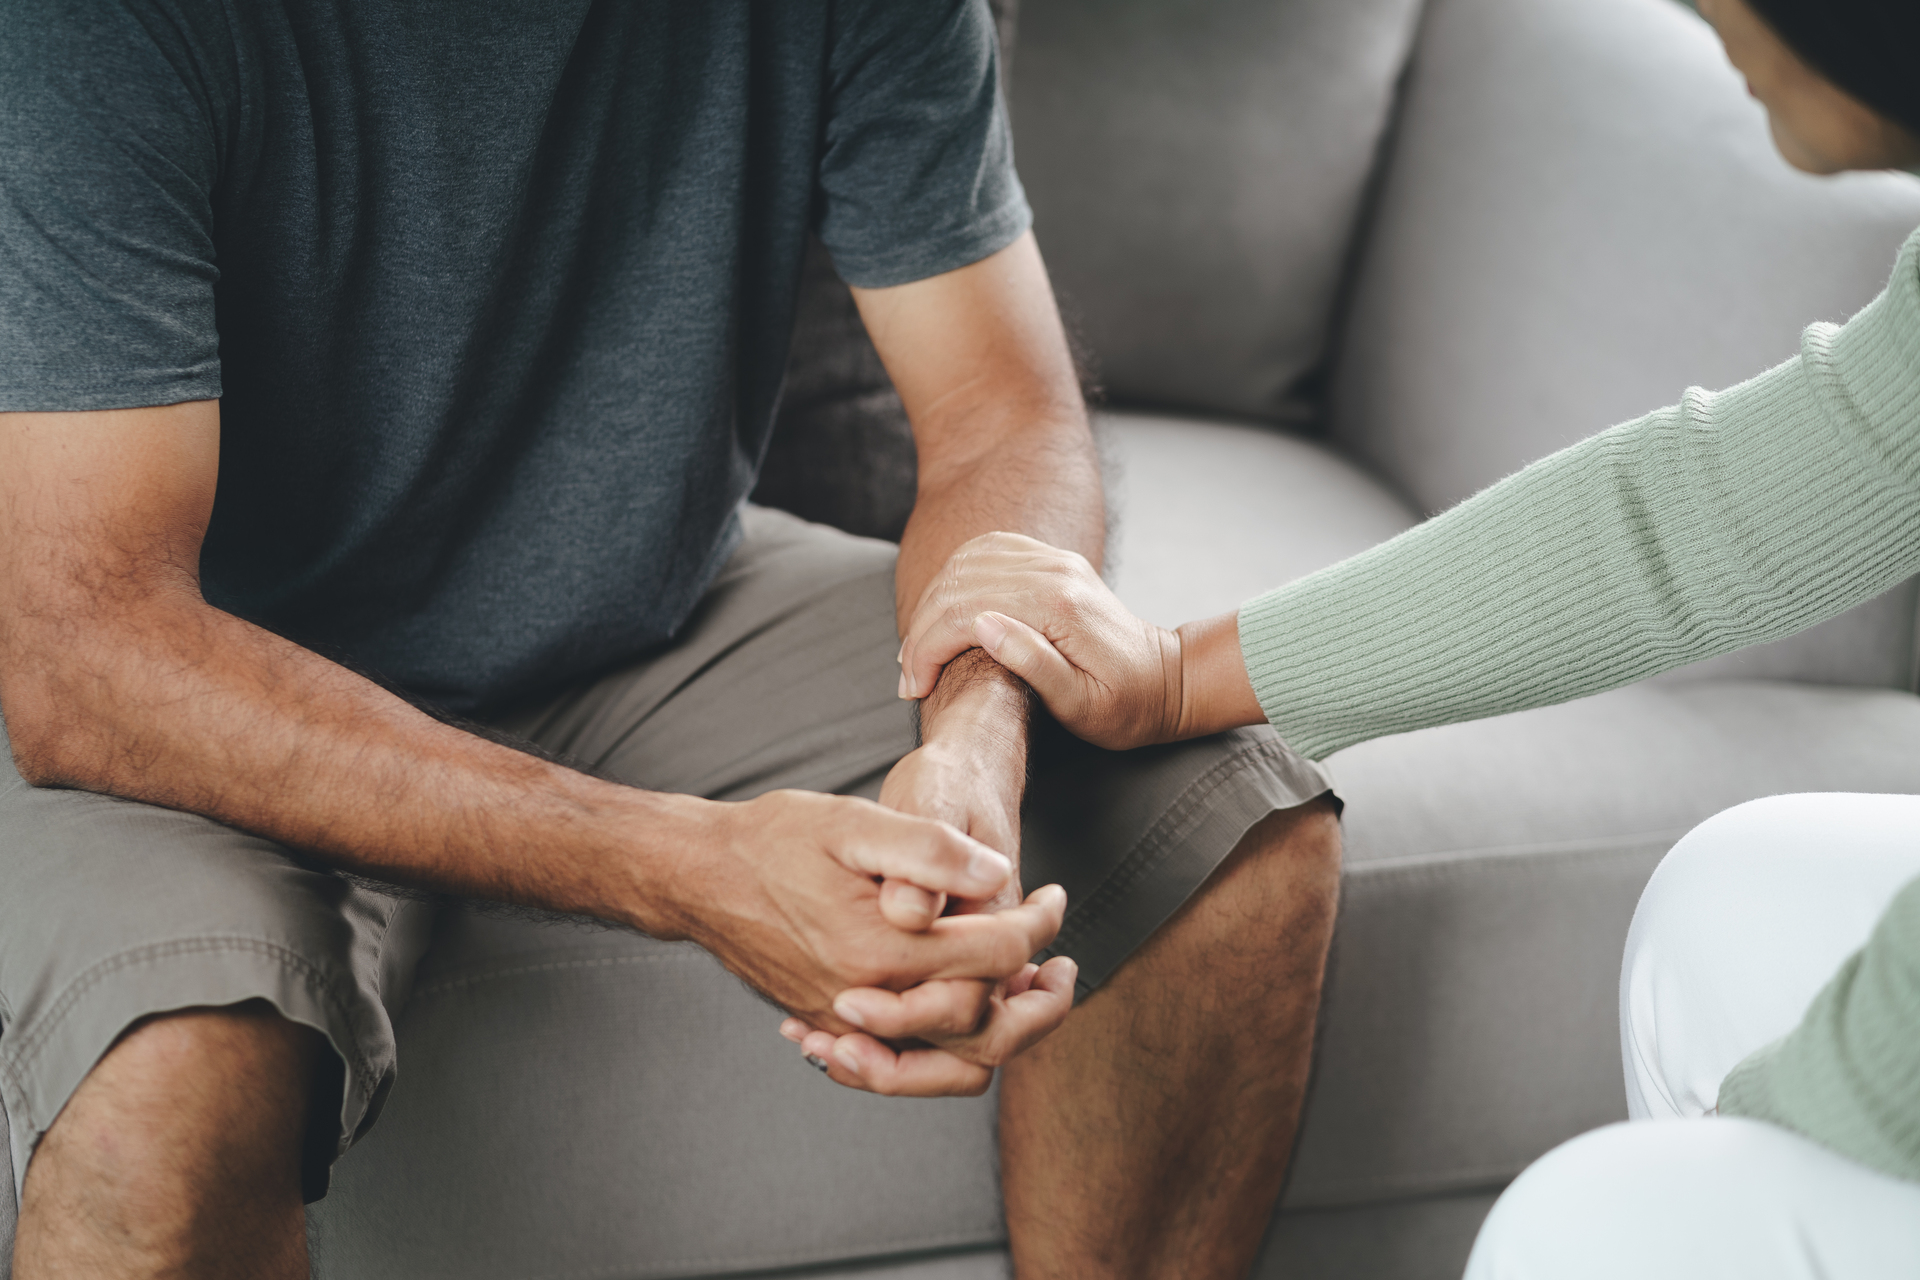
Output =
[{"x1": 7, "y1": 0, "x2": 1919, "y2": 1277}]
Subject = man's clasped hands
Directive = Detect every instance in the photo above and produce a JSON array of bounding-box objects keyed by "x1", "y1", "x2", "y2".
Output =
[{"x1": 777, "y1": 532, "x2": 1221, "y2": 1097}]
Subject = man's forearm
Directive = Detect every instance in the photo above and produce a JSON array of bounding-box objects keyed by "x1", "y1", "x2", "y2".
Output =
[
  {"x1": 900, "y1": 436, "x2": 1103, "y2": 768},
  {"x1": 4, "y1": 592, "x2": 704, "y2": 935}
]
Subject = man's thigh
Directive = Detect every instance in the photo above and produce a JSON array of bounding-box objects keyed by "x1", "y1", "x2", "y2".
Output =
[
  {"x1": 507, "y1": 504, "x2": 1334, "y2": 995},
  {"x1": 0, "y1": 724, "x2": 430, "y2": 1214}
]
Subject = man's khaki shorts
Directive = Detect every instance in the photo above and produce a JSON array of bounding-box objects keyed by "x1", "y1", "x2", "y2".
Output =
[{"x1": 0, "y1": 506, "x2": 1330, "y2": 1213}]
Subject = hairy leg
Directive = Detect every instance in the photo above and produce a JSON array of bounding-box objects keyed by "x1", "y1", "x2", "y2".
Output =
[
  {"x1": 1000, "y1": 798, "x2": 1341, "y2": 1279},
  {"x1": 14, "y1": 1000, "x2": 324, "y2": 1280}
]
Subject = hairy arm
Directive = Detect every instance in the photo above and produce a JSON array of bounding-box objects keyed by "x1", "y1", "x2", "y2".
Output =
[
  {"x1": 852, "y1": 231, "x2": 1104, "y2": 866},
  {"x1": 777, "y1": 234, "x2": 1096, "y2": 1094},
  {"x1": 0, "y1": 403, "x2": 1060, "y2": 1068}
]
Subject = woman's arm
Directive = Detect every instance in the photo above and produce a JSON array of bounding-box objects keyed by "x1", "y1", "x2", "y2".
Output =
[{"x1": 902, "y1": 229, "x2": 1920, "y2": 758}]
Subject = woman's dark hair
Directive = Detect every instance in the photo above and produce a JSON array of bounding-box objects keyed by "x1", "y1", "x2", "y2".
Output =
[{"x1": 1746, "y1": 0, "x2": 1920, "y2": 137}]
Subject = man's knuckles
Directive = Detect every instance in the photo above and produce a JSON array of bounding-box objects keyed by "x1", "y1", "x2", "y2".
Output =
[{"x1": 907, "y1": 982, "x2": 992, "y2": 1037}]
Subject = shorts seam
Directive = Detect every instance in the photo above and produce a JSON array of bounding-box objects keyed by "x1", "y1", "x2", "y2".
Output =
[
  {"x1": 411, "y1": 950, "x2": 702, "y2": 1001},
  {"x1": 1347, "y1": 834, "x2": 1679, "y2": 887},
  {"x1": 1052, "y1": 738, "x2": 1304, "y2": 957},
  {"x1": 0, "y1": 935, "x2": 381, "y2": 1123},
  {"x1": 512, "y1": 1226, "x2": 999, "y2": 1280}
]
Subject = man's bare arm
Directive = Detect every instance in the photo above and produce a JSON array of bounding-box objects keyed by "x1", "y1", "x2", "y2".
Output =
[
  {"x1": 851, "y1": 231, "x2": 1104, "y2": 857},
  {"x1": 0, "y1": 403, "x2": 1063, "y2": 1055},
  {"x1": 782, "y1": 234, "x2": 1098, "y2": 1095}
]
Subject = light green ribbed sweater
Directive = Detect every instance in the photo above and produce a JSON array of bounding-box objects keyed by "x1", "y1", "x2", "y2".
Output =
[{"x1": 1239, "y1": 226, "x2": 1920, "y2": 1182}]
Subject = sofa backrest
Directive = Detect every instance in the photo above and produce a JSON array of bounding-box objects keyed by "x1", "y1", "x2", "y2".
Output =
[
  {"x1": 1010, "y1": 0, "x2": 1425, "y2": 426},
  {"x1": 1326, "y1": 0, "x2": 1920, "y2": 688},
  {"x1": 1328, "y1": 0, "x2": 1920, "y2": 511}
]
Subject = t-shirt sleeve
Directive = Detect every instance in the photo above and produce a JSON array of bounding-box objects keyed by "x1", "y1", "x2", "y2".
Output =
[
  {"x1": 814, "y1": 0, "x2": 1031, "y2": 289},
  {"x1": 0, "y1": 0, "x2": 232, "y2": 411}
]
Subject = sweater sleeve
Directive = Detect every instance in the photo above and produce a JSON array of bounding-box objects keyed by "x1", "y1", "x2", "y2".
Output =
[
  {"x1": 1239, "y1": 228, "x2": 1920, "y2": 760},
  {"x1": 1717, "y1": 874, "x2": 1920, "y2": 1184}
]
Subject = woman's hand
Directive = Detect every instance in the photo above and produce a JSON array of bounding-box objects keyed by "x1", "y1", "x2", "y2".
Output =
[{"x1": 897, "y1": 532, "x2": 1184, "y2": 750}]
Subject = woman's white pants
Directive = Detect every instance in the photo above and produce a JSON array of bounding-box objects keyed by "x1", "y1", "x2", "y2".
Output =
[{"x1": 1463, "y1": 793, "x2": 1920, "y2": 1279}]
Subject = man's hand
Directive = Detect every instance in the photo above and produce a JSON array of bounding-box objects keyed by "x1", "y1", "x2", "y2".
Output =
[
  {"x1": 775, "y1": 648, "x2": 1065, "y2": 1096},
  {"x1": 0, "y1": 405, "x2": 1069, "y2": 1099},
  {"x1": 672, "y1": 788, "x2": 1068, "y2": 1049},
  {"x1": 781, "y1": 685, "x2": 1075, "y2": 1101},
  {"x1": 885, "y1": 648, "x2": 1032, "y2": 903},
  {"x1": 777, "y1": 231, "x2": 1107, "y2": 1092},
  {"x1": 781, "y1": 945, "x2": 1080, "y2": 1096}
]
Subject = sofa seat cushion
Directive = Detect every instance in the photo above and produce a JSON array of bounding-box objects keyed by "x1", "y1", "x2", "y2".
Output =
[
  {"x1": 308, "y1": 907, "x2": 1005, "y2": 1280},
  {"x1": 1099, "y1": 410, "x2": 1421, "y2": 626}
]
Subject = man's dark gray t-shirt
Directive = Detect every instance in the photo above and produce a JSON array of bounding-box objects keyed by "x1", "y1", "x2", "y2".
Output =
[{"x1": 0, "y1": 0, "x2": 1028, "y2": 713}]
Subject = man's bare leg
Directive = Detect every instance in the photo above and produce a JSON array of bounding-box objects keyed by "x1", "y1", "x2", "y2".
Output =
[
  {"x1": 1000, "y1": 798, "x2": 1341, "y2": 1279},
  {"x1": 14, "y1": 1000, "x2": 323, "y2": 1280}
]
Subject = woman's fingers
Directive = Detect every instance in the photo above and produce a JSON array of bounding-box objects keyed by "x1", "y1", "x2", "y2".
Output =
[
  {"x1": 969, "y1": 612, "x2": 1086, "y2": 712},
  {"x1": 899, "y1": 588, "x2": 1028, "y2": 699}
]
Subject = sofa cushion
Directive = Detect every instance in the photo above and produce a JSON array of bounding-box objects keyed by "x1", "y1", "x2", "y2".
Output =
[
  {"x1": 0, "y1": 1089, "x2": 11, "y2": 1280},
  {"x1": 1099, "y1": 411, "x2": 1420, "y2": 626},
  {"x1": 308, "y1": 909, "x2": 1005, "y2": 1280},
  {"x1": 1010, "y1": 0, "x2": 1425, "y2": 424}
]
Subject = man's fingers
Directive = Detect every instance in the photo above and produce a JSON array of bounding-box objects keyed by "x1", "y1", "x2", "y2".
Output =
[
  {"x1": 801, "y1": 956, "x2": 1079, "y2": 1094},
  {"x1": 909, "y1": 883, "x2": 1067, "y2": 981},
  {"x1": 824, "y1": 1035, "x2": 995, "y2": 1097},
  {"x1": 969, "y1": 612, "x2": 1084, "y2": 709},
  {"x1": 832, "y1": 807, "x2": 1012, "y2": 900},
  {"x1": 877, "y1": 878, "x2": 945, "y2": 931},
  {"x1": 964, "y1": 954, "x2": 1076, "y2": 1061},
  {"x1": 831, "y1": 977, "x2": 991, "y2": 1039}
]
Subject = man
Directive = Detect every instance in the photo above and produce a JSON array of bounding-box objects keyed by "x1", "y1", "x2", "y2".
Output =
[{"x1": 0, "y1": 2, "x2": 1339, "y2": 1277}]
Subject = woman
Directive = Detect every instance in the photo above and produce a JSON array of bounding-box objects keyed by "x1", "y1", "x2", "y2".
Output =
[{"x1": 841, "y1": 0, "x2": 1920, "y2": 1272}]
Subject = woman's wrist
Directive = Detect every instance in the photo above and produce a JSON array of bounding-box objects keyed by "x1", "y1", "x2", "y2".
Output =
[{"x1": 1170, "y1": 610, "x2": 1269, "y2": 740}]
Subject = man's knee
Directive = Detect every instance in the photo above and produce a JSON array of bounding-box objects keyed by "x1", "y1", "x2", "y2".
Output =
[
  {"x1": 29, "y1": 1000, "x2": 323, "y2": 1197},
  {"x1": 1232, "y1": 795, "x2": 1342, "y2": 909},
  {"x1": 1181, "y1": 796, "x2": 1341, "y2": 956}
]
